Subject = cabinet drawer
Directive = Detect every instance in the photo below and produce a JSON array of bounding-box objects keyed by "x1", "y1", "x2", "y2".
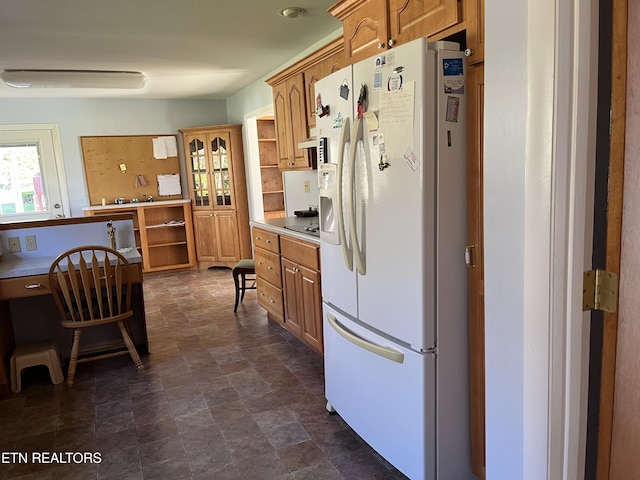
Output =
[
  {"x1": 0, "y1": 275, "x2": 51, "y2": 301},
  {"x1": 252, "y1": 228, "x2": 280, "y2": 254},
  {"x1": 280, "y1": 236, "x2": 319, "y2": 271},
  {"x1": 256, "y1": 277, "x2": 283, "y2": 323},
  {"x1": 254, "y1": 247, "x2": 282, "y2": 287}
]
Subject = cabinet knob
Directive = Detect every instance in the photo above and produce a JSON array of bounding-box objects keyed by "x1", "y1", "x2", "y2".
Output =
[
  {"x1": 464, "y1": 48, "x2": 474, "y2": 57},
  {"x1": 270, "y1": 299, "x2": 275, "y2": 304},
  {"x1": 377, "y1": 42, "x2": 386, "y2": 50},
  {"x1": 388, "y1": 39, "x2": 396, "y2": 48},
  {"x1": 266, "y1": 239, "x2": 271, "y2": 244},
  {"x1": 267, "y1": 265, "x2": 272, "y2": 270}
]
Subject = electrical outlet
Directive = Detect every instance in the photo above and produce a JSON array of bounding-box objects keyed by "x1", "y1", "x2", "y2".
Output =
[
  {"x1": 304, "y1": 180, "x2": 310, "y2": 193},
  {"x1": 8, "y1": 237, "x2": 21, "y2": 253},
  {"x1": 25, "y1": 235, "x2": 37, "y2": 251}
]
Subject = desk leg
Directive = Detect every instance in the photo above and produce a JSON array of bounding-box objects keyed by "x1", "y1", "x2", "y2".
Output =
[{"x1": 0, "y1": 300, "x2": 15, "y2": 398}]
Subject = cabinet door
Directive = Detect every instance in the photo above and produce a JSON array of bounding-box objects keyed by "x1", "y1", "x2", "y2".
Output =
[
  {"x1": 193, "y1": 212, "x2": 217, "y2": 261},
  {"x1": 465, "y1": 0, "x2": 484, "y2": 65},
  {"x1": 304, "y1": 61, "x2": 325, "y2": 130},
  {"x1": 213, "y1": 211, "x2": 240, "y2": 262},
  {"x1": 388, "y1": 0, "x2": 460, "y2": 45},
  {"x1": 299, "y1": 265, "x2": 323, "y2": 354},
  {"x1": 286, "y1": 74, "x2": 311, "y2": 169},
  {"x1": 466, "y1": 63, "x2": 485, "y2": 479},
  {"x1": 281, "y1": 258, "x2": 303, "y2": 338},
  {"x1": 340, "y1": 0, "x2": 389, "y2": 64},
  {"x1": 184, "y1": 134, "x2": 211, "y2": 210},
  {"x1": 272, "y1": 82, "x2": 293, "y2": 168},
  {"x1": 208, "y1": 132, "x2": 235, "y2": 209}
]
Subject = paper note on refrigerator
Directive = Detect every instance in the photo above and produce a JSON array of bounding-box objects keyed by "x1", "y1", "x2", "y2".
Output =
[{"x1": 378, "y1": 81, "x2": 414, "y2": 159}]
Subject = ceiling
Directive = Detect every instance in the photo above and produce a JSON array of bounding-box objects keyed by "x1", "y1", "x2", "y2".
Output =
[{"x1": 0, "y1": 0, "x2": 341, "y2": 100}]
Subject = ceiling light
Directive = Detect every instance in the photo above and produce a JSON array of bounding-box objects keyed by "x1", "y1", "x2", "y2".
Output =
[
  {"x1": 0, "y1": 70, "x2": 146, "y2": 89},
  {"x1": 279, "y1": 7, "x2": 306, "y2": 18}
]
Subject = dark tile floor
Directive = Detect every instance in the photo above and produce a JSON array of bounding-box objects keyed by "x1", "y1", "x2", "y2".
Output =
[{"x1": 0, "y1": 268, "x2": 407, "y2": 480}]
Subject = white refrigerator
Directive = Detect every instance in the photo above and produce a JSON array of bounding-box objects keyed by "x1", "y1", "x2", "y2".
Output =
[{"x1": 316, "y1": 38, "x2": 473, "y2": 480}]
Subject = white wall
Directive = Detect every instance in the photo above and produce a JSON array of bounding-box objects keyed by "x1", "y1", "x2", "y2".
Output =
[{"x1": 0, "y1": 98, "x2": 226, "y2": 216}]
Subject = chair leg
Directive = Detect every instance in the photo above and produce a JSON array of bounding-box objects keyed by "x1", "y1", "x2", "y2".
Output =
[
  {"x1": 233, "y1": 271, "x2": 240, "y2": 313},
  {"x1": 117, "y1": 320, "x2": 144, "y2": 371},
  {"x1": 66, "y1": 329, "x2": 82, "y2": 387},
  {"x1": 240, "y1": 273, "x2": 247, "y2": 302}
]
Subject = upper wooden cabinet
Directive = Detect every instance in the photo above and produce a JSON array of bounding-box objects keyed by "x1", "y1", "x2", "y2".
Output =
[
  {"x1": 179, "y1": 124, "x2": 252, "y2": 268},
  {"x1": 465, "y1": 0, "x2": 484, "y2": 64},
  {"x1": 267, "y1": 38, "x2": 344, "y2": 171},
  {"x1": 272, "y1": 73, "x2": 311, "y2": 170},
  {"x1": 329, "y1": 0, "x2": 461, "y2": 64}
]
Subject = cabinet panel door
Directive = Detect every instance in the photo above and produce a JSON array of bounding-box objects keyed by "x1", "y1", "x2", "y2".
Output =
[
  {"x1": 287, "y1": 74, "x2": 311, "y2": 169},
  {"x1": 193, "y1": 212, "x2": 217, "y2": 261},
  {"x1": 341, "y1": 0, "x2": 389, "y2": 64},
  {"x1": 465, "y1": 0, "x2": 484, "y2": 64},
  {"x1": 184, "y1": 134, "x2": 211, "y2": 210},
  {"x1": 299, "y1": 265, "x2": 323, "y2": 354},
  {"x1": 388, "y1": 0, "x2": 460, "y2": 44},
  {"x1": 272, "y1": 82, "x2": 292, "y2": 168},
  {"x1": 281, "y1": 258, "x2": 303, "y2": 338},
  {"x1": 213, "y1": 211, "x2": 240, "y2": 262},
  {"x1": 208, "y1": 132, "x2": 235, "y2": 209},
  {"x1": 304, "y1": 62, "x2": 325, "y2": 131}
]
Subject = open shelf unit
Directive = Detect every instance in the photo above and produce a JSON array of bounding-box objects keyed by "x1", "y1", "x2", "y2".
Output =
[
  {"x1": 257, "y1": 117, "x2": 285, "y2": 219},
  {"x1": 84, "y1": 200, "x2": 196, "y2": 273}
]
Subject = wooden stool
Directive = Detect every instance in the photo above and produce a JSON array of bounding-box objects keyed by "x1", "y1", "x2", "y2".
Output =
[
  {"x1": 232, "y1": 259, "x2": 256, "y2": 312},
  {"x1": 10, "y1": 340, "x2": 64, "y2": 393}
]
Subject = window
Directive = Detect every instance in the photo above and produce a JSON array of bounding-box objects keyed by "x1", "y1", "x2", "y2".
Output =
[{"x1": 0, "y1": 124, "x2": 69, "y2": 221}]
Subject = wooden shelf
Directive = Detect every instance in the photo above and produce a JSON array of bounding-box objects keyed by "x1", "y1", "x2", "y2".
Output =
[
  {"x1": 83, "y1": 200, "x2": 196, "y2": 273},
  {"x1": 257, "y1": 117, "x2": 285, "y2": 219}
]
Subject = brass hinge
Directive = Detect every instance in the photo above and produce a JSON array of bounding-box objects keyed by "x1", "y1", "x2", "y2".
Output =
[{"x1": 583, "y1": 269, "x2": 618, "y2": 313}]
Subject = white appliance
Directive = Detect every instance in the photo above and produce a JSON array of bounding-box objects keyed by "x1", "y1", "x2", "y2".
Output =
[{"x1": 316, "y1": 38, "x2": 472, "y2": 480}]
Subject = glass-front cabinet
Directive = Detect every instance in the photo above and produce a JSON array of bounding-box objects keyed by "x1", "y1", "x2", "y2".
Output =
[
  {"x1": 180, "y1": 124, "x2": 252, "y2": 269},
  {"x1": 186, "y1": 133, "x2": 235, "y2": 209}
]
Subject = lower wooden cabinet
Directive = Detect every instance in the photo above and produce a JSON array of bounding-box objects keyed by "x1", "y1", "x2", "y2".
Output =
[
  {"x1": 193, "y1": 211, "x2": 242, "y2": 266},
  {"x1": 281, "y1": 258, "x2": 323, "y2": 354},
  {"x1": 253, "y1": 227, "x2": 323, "y2": 354},
  {"x1": 84, "y1": 200, "x2": 196, "y2": 274}
]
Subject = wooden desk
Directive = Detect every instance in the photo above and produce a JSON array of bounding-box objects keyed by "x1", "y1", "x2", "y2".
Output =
[{"x1": 0, "y1": 216, "x2": 149, "y2": 397}]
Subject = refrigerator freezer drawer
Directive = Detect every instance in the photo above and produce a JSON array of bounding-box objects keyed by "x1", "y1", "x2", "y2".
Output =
[{"x1": 323, "y1": 304, "x2": 436, "y2": 480}]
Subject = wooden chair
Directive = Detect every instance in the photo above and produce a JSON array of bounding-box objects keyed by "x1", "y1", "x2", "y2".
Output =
[
  {"x1": 48, "y1": 246, "x2": 144, "y2": 386},
  {"x1": 232, "y1": 259, "x2": 256, "y2": 312}
]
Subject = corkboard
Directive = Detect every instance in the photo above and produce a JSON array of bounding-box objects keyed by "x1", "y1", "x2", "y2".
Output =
[{"x1": 81, "y1": 135, "x2": 183, "y2": 205}]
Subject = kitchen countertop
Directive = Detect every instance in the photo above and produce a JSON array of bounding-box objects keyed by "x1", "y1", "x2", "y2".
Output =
[
  {"x1": 83, "y1": 199, "x2": 191, "y2": 212},
  {"x1": 0, "y1": 248, "x2": 142, "y2": 280},
  {"x1": 250, "y1": 217, "x2": 320, "y2": 245}
]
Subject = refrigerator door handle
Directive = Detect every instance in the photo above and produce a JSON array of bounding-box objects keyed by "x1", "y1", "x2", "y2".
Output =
[
  {"x1": 336, "y1": 117, "x2": 353, "y2": 271},
  {"x1": 327, "y1": 313, "x2": 405, "y2": 364},
  {"x1": 349, "y1": 118, "x2": 366, "y2": 275}
]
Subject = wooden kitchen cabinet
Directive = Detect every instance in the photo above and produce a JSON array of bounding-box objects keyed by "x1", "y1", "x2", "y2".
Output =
[
  {"x1": 280, "y1": 236, "x2": 323, "y2": 354},
  {"x1": 252, "y1": 227, "x2": 323, "y2": 354},
  {"x1": 253, "y1": 227, "x2": 284, "y2": 324},
  {"x1": 329, "y1": 0, "x2": 461, "y2": 64},
  {"x1": 271, "y1": 73, "x2": 313, "y2": 170},
  {"x1": 257, "y1": 117, "x2": 285, "y2": 218},
  {"x1": 304, "y1": 46, "x2": 346, "y2": 130},
  {"x1": 465, "y1": 0, "x2": 484, "y2": 64},
  {"x1": 179, "y1": 124, "x2": 251, "y2": 268},
  {"x1": 84, "y1": 200, "x2": 196, "y2": 274},
  {"x1": 267, "y1": 37, "x2": 344, "y2": 171}
]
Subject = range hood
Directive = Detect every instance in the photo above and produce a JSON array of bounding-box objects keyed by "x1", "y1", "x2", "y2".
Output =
[{"x1": 298, "y1": 128, "x2": 318, "y2": 149}]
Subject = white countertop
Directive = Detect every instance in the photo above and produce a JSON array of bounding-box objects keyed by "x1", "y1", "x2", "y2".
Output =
[
  {"x1": 0, "y1": 248, "x2": 142, "y2": 279},
  {"x1": 83, "y1": 199, "x2": 191, "y2": 211},
  {"x1": 250, "y1": 217, "x2": 320, "y2": 245}
]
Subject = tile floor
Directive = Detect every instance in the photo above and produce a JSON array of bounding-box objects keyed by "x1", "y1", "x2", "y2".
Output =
[{"x1": 0, "y1": 268, "x2": 408, "y2": 480}]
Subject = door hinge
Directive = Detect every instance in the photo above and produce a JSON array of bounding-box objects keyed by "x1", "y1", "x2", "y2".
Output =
[{"x1": 583, "y1": 269, "x2": 618, "y2": 313}]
